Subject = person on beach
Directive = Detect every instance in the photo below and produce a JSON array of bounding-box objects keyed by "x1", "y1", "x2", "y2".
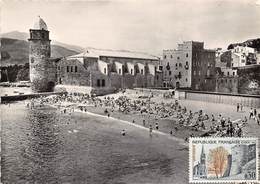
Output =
[
  {"x1": 237, "y1": 103, "x2": 240, "y2": 112},
  {"x1": 149, "y1": 125, "x2": 153, "y2": 135},
  {"x1": 121, "y1": 129, "x2": 126, "y2": 136},
  {"x1": 240, "y1": 103, "x2": 243, "y2": 111},
  {"x1": 249, "y1": 108, "x2": 254, "y2": 119},
  {"x1": 254, "y1": 108, "x2": 257, "y2": 117},
  {"x1": 155, "y1": 122, "x2": 159, "y2": 130},
  {"x1": 143, "y1": 119, "x2": 146, "y2": 127}
]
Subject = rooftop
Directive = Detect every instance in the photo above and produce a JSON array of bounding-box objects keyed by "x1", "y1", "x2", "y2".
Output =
[
  {"x1": 33, "y1": 16, "x2": 48, "y2": 30},
  {"x1": 68, "y1": 48, "x2": 159, "y2": 60}
]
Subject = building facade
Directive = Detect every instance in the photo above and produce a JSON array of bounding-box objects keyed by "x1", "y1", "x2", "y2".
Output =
[
  {"x1": 162, "y1": 41, "x2": 216, "y2": 91},
  {"x1": 28, "y1": 16, "x2": 56, "y2": 92},
  {"x1": 57, "y1": 49, "x2": 163, "y2": 95},
  {"x1": 231, "y1": 46, "x2": 257, "y2": 68}
]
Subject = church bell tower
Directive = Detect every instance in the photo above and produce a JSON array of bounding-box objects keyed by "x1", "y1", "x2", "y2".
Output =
[{"x1": 28, "y1": 16, "x2": 56, "y2": 92}]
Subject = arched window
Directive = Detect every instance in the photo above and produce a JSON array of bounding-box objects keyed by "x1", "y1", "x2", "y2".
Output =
[
  {"x1": 141, "y1": 69, "x2": 144, "y2": 75},
  {"x1": 104, "y1": 68, "x2": 106, "y2": 74}
]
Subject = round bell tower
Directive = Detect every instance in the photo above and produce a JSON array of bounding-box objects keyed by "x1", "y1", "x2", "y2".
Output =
[{"x1": 28, "y1": 16, "x2": 56, "y2": 92}]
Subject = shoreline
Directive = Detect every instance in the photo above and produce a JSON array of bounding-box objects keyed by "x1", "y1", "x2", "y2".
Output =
[
  {"x1": 74, "y1": 108, "x2": 188, "y2": 146},
  {"x1": 48, "y1": 102, "x2": 197, "y2": 145}
]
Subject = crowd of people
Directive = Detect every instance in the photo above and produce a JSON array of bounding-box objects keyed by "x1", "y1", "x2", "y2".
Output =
[{"x1": 25, "y1": 91, "x2": 260, "y2": 139}]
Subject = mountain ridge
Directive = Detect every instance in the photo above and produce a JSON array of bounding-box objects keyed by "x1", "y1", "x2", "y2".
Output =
[{"x1": 1, "y1": 37, "x2": 80, "y2": 66}]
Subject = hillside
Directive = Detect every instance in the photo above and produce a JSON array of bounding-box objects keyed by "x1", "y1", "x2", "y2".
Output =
[
  {"x1": 227, "y1": 38, "x2": 260, "y2": 51},
  {"x1": 1, "y1": 31, "x2": 85, "y2": 53},
  {"x1": 1, "y1": 38, "x2": 79, "y2": 66}
]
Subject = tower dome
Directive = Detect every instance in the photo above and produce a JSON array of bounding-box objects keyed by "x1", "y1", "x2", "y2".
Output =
[{"x1": 33, "y1": 16, "x2": 48, "y2": 30}]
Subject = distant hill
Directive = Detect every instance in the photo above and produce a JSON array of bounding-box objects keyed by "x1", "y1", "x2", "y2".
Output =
[
  {"x1": 1, "y1": 31, "x2": 85, "y2": 53},
  {"x1": 227, "y1": 38, "x2": 260, "y2": 51},
  {"x1": 0, "y1": 31, "x2": 29, "y2": 41},
  {"x1": 1, "y1": 37, "x2": 79, "y2": 66}
]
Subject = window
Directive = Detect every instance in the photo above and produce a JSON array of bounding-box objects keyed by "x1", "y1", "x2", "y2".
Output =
[
  {"x1": 131, "y1": 69, "x2": 133, "y2": 75},
  {"x1": 227, "y1": 72, "x2": 229, "y2": 76},
  {"x1": 186, "y1": 78, "x2": 188, "y2": 82},
  {"x1": 31, "y1": 58, "x2": 34, "y2": 63},
  {"x1": 179, "y1": 63, "x2": 182, "y2": 67},
  {"x1": 169, "y1": 71, "x2": 172, "y2": 75},
  {"x1": 164, "y1": 55, "x2": 167, "y2": 59},
  {"x1": 233, "y1": 72, "x2": 235, "y2": 76},
  {"x1": 179, "y1": 72, "x2": 182, "y2": 79},
  {"x1": 186, "y1": 61, "x2": 188, "y2": 65},
  {"x1": 159, "y1": 66, "x2": 163, "y2": 70},
  {"x1": 67, "y1": 66, "x2": 70, "y2": 72},
  {"x1": 186, "y1": 53, "x2": 188, "y2": 57},
  {"x1": 177, "y1": 57, "x2": 180, "y2": 60},
  {"x1": 102, "y1": 79, "x2": 105, "y2": 87},
  {"x1": 175, "y1": 63, "x2": 178, "y2": 67},
  {"x1": 41, "y1": 32, "x2": 45, "y2": 39},
  {"x1": 75, "y1": 66, "x2": 77, "y2": 73},
  {"x1": 141, "y1": 69, "x2": 144, "y2": 75},
  {"x1": 104, "y1": 68, "x2": 106, "y2": 74},
  {"x1": 170, "y1": 55, "x2": 173, "y2": 58},
  {"x1": 71, "y1": 66, "x2": 73, "y2": 72},
  {"x1": 119, "y1": 68, "x2": 121, "y2": 74},
  {"x1": 97, "y1": 79, "x2": 100, "y2": 87}
]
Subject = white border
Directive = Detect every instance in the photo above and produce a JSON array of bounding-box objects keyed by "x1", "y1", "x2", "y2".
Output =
[{"x1": 189, "y1": 137, "x2": 259, "y2": 183}]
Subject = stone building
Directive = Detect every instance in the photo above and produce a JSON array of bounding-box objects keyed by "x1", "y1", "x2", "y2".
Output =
[
  {"x1": 162, "y1": 41, "x2": 216, "y2": 91},
  {"x1": 215, "y1": 67, "x2": 238, "y2": 93},
  {"x1": 28, "y1": 16, "x2": 56, "y2": 92},
  {"x1": 57, "y1": 49, "x2": 163, "y2": 95},
  {"x1": 231, "y1": 46, "x2": 257, "y2": 68}
]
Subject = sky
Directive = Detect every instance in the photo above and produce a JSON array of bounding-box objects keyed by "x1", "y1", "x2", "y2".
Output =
[{"x1": 1, "y1": 0, "x2": 260, "y2": 55}]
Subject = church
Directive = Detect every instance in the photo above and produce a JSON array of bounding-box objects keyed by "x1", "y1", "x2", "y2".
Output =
[
  {"x1": 29, "y1": 16, "x2": 163, "y2": 95},
  {"x1": 193, "y1": 145, "x2": 207, "y2": 179}
]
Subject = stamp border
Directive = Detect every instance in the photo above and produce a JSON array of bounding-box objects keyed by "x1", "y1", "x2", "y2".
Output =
[{"x1": 189, "y1": 137, "x2": 259, "y2": 183}]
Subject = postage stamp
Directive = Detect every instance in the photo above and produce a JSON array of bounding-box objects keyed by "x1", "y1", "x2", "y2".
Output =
[{"x1": 189, "y1": 137, "x2": 258, "y2": 183}]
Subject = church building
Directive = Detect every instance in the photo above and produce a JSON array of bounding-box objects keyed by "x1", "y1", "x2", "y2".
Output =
[{"x1": 57, "y1": 49, "x2": 163, "y2": 95}]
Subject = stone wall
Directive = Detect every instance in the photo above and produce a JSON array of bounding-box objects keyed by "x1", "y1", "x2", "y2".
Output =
[
  {"x1": 176, "y1": 90, "x2": 260, "y2": 108},
  {"x1": 216, "y1": 77, "x2": 239, "y2": 93},
  {"x1": 57, "y1": 59, "x2": 90, "y2": 86},
  {"x1": 237, "y1": 66, "x2": 260, "y2": 95},
  {"x1": 29, "y1": 38, "x2": 56, "y2": 92}
]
